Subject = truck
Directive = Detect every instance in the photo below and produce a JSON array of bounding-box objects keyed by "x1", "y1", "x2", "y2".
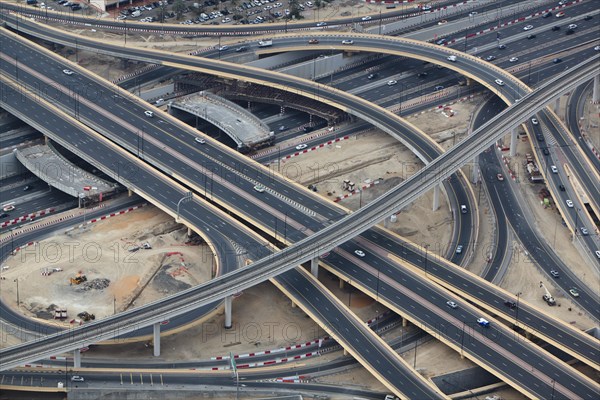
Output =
[
  {"x1": 540, "y1": 282, "x2": 556, "y2": 306},
  {"x1": 258, "y1": 40, "x2": 273, "y2": 47},
  {"x1": 477, "y1": 317, "x2": 490, "y2": 328},
  {"x1": 131, "y1": 10, "x2": 141, "y2": 17}
]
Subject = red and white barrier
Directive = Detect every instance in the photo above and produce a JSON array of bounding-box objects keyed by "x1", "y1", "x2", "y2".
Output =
[
  {"x1": 85, "y1": 204, "x2": 145, "y2": 225},
  {"x1": 211, "y1": 337, "x2": 330, "y2": 361},
  {"x1": 1, "y1": 208, "x2": 56, "y2": 229}
]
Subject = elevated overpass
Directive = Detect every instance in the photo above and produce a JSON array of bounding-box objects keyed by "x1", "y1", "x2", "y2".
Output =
[{"x1": 3, "y1": 32, "x2": 591, "y2": 398}]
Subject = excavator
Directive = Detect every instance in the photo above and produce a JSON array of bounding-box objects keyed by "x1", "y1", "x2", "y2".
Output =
[{"x1": 69, "y1": 272, "x2": 87, "y2": 285}]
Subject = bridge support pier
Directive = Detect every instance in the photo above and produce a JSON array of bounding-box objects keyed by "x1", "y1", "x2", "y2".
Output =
[
  {"x1": 343, "y1": 348, "x2": 348, "y2": 356},
  {"x1": 510, "y1": 128, "x2": 518, "y2": 157},
  {"x1": 339, "y1": 279, "x2": 345, "y2": 289},
  {"x1": 224, "y1": 296, "x2": 233, "y2": 329},
  {"x1": 128, "y1": 189, "x2": 133, "y2": 197},
  {"x1": 187, "y1": 227, "x2": 192, "y2": 237},
  {"x1": 593, "y1": 75, "x2": 600, "y2": 104},
  {"x1": 310, "y1": 257, "x2": 319, "y2": 278},
  {"x1": 402, "y1": 317, "x2": 408, "y2": 327},
  {"x1": 554, "y1": 97, "x2": 560, "y2": 113},
  {"x1": 471, "y1": 155, "x2": 480, "y2": 183},
  {"x1": 432, "y1": 185, "x2": 440, "y2": 211},
  {"x1": 153, "y1": 323, "x2": 161, "y2": 357},
  {"x1": 73, "y1": 349, "x2": 81, "y2": 368}
]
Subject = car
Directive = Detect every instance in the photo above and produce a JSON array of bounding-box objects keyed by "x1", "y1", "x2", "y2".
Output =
[
  {"x1": 527, "y1": 34, "x2": 536, "y2": 39},
  {"x1": 531, "y1": 118, "x2": 538, "y2": 125},
  {"x1": 2, "y1": 205, "x2": 15, "y2": 212},
  {"x1": 595, "y1": 250, "x2": 600, "y2": 259},
  {"x1": 62, "y1": 69, "x2": 74, "y2": 75},
  {"x1": 417, "y1": 72, "x2": 428, "y2": 78},
  {"x1": 494, "y1": 79, "x2": 505, "y2": 86},
  {"x1": 302, "y1": 126, "x2": 313, "y2": 133},
  {"x1": 542, "y1": 12, "x2": 552, "y2": 18},
  {"x1": 0, "y1": 213, "x2": 8, "y2": 219},
  {"x1": 71, "y1": 375, "x2": 84, "y2": 382},
  {"x1": 221, "y1": 17, "x2": 231, "y2": 23},
  {"x1": 460, "y1": 205, "x2": 467, "y2": 214},
  {"x1": 23, "y1": 185, "x2": 30, "y2": 191},
  {"x1": 537, "y1": 135, "x2": 545, "y2": 142},
  {"x1": 354, "y1": 249, "x2": 365, "y2": 257},
  {"x1": 595, "y1": 46, "x2": 600, "y2": 51},
  {"x1": 446, "y1": 301, "x2": 458, "y2": 309},
  {"x1": 542, "y1": 148, "x2": 550, "y2": 155},
  {"x1": 523, "y1": 25, "x2": 533, "y2": 31},
  {"x1": 580, "y1": 227, "x2": 589, "y2": 236},
  {"x1": 144, "y1": 110, "x2": 154, "y2": 118},
  {"x1": 583, "y1": 15, "x2": 592, "y2": 21},
  {"x1": 566, "y1": 199, "x2": 573, "y2": 208},
  {"x1": 504, "y1": 300, "x2": 517, "y2": 309},
  {"x1": 469, "y1": 11, "x2": 477, "y2": 16},
  {"x1": 361, "y1": 16, "x2": 372, "y2": 21},
  {"x1": 477, "y1": 318, "x2": 490, "y2": 327},
  {"x1": 553, "y1": 57, "x2": 562, "y2": 63},
  {"x1": 278, "y1": 125, "x2": 286, "y2": 132},
  {"x1": 341, "y1": 39, "x2": 354, "y2": 45},
  {"x1": 555, "y1": 11, "x2": 565, "y2": 18},
  {"x1": 485, "y1": 55, "x2": 496, "y2": 61},
  {"x1": 569, "y1": 288, "x2": 579, "y2": 297},
  {"x1": 194, "y1": 137, "x2": 206, "y2": 144},
  {"x1": 455, "y1": 245, "x2": 463, "y2": 254},
  {"x1": 436, "y1": 38, "x2": 447, "y2": 45},
  {"x1": 551, "y1": 25, "x2": 561, "y2": 31},
  {"x1": 568, "y1": 24, "x2": 578, "y2": 30},
  {"x1": 434, "y1": 85, "x2": 444, "y2": 91},
  {"x1": 295, "y1": 144, "x2": 308, "y2": 150},
  {"x1": 497, "y1": 173, "x2": 504, "y2": 181},
  {"x1": 387, "y1": 80, "x2": 397, "y2": 86},
  {"x1": 316, "y1": 21, "x2": 327, "y2": 27},
  {"x1": 437, "y1": 19, "x2": 448, "y2": 25},
  {"x1": 498, "y1": 44, "x2": 507, "y2": 49},
  {"x1": 253, "y1": 185, "x2": 266, "y2": 193},
  {"x1": 558, "y1": 184, "x2": 565, "y2": 191},
  {"x1": 550, "y1": 270, "x2": 560, "y2": 278},
  {"x1": 565, "y1": 29, "x2": 575, "y2": 35},
  {"x1": 550, "y1": 165, "x2": 558, "y2": 173},
  {"x1": 367, "y1": 73, "x2": 377, "y2": 79},
  {"x1": 308, "y1": 39, "x2": 319, "y2": 44},
  {"x1": 235, "y1": 46, "x2": 248, "y2": 52},
  {"x1": 218, "y1": 45, "x2": 229, "y2": 51},
  {"x1": 421, "y1": 5, "x2": 432, "y2": 11},
  {"x1": 447, "y1": 55, "x2": 457, "y2": 62},
  {"x1": 509, "y1": 57, "x2": 519, "y2": 62}
]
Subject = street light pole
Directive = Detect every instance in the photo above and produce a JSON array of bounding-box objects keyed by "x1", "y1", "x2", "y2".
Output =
[
  {"x1": 14, "y1": 279, "x2": 19, "y2": 306},
  {"x1": 515, "y1": 292, "x2": 521, "y2": 326}
]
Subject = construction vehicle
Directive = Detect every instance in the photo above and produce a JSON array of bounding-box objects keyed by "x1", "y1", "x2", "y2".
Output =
[
  {"x1": 540, "y1": 282, "x2": 556, "y2": 306},
  {"x1": 77, "y1": 311, "x2": 95, "y2": 321},
  {"x1": 69, "y1": 272, "x2": 87, "y2": 285}
]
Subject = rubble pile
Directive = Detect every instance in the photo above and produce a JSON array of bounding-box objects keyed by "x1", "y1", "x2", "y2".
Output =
[{"x1": 76, "y1": 278, "x2": 111, "y2": 292}]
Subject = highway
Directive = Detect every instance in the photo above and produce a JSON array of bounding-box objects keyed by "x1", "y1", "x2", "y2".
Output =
[
  {"x1": 1, "y1": 37, "x2": 600, "y2": 400},
  {"x1": 567, "y1": 80, "x2": 600, "y2": 173},
  {"x1": 0, "y1": 76, "x2": 444, "y2": 398}
]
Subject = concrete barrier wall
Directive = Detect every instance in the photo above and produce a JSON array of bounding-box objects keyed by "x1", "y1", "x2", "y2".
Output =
[
  {"x1": 0, "y1": 152, "x2": 27, "y2": 180},
  {"x1": 140, "y1": 83, "x2": 175, "y2": 101}
]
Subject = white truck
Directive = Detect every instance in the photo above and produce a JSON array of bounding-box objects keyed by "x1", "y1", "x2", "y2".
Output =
[{"x1": 258, "y1": 40, "x2": 273, "y2": 47}]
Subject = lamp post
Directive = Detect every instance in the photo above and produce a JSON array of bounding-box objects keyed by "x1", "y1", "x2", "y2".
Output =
[
  {"x1": 9, "y1": 227, "x2": 15, "y2": 253},
  {"x1": 424, "y1": 244, "x2": 430, "y2": 277},
  {"x1": 14, "y1": 278, "x2": 19, "y2": 306},
  {"x1": 515, "y1": 292, "x2": 522, "y2": 326},
  {"x1": 459, "y1": 321, "x2": 466, "y2": 359},
  {"x1": 176, "y1": 192, "x2": 193, "y2": 222}
]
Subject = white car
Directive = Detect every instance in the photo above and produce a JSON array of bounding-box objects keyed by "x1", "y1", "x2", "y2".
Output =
[
  {"x1": 221, "y1": 18, "x2": 231, "y2": 23},
  {"x1": 523, "y1": 25, "x2": 534, "y2": 31},
  {"x1": 354, "y1": 249, "x2": 366, "y2": 257},
  {"x1": 194, "y1": 137, "x2": 206, "y2": 144},
  {"x1": 531, "y1": 118, "x2": 538, "y2": 125},
  {"x1": 447, "y1": 55, "x2": 457, "y2": 62},
  {"x1": 456, "y1": 245, "x2": 463, "y2": 254},
  {"x1": 253, "y1": 185, "x2": 266, "y2": 193},
  {"x1": 446, "y1": 301, "x2": 458, "y2": 309},
  {"x1": 468, "y1": 11, "x2": 477, "y2": 16},
  {"x1": 568, "y1": 24, "x2": 577, "y2": 30},
  {"x1": 71, "y1": 375, "x2": 84, "y2": 382},
  {"x1": 341, "y1": 39, "x2": 354, "y2": 45},
  {"x1": 361, "y1": 16, "x2": 372, "y2": 21},
  {"x1": 218, "y1": 45, "x2": 229, "y2": 51},
  {"x1": 566, "y1": 199, "x2": 573, "y2": 208},
  {"x1": 387, "y1": 80, "x2": 397, "y2": 86},
  {"x1": 494, "y1": 79, "x2": 505, "y2": 86},
  {"x1": 295, "y1": 144, "x2": 308, "y2": 150},
  {"x1": 62, "y1": 69, "x2": 74, "y2": 75},
  {"x1": 316, "y1": 21, "x2": 327, "y2": 27},
  {"x1": 595, "y1": 46, "x2": 600, "y2": 51},
  {"x1": 3, "y1": 205, "x2": 15, "y2": 212},
  {"x1": 550, "y1": 165, "x2": 558, "y2": 173},
  {"x1": 144, "y1": 110, "x2": 154, "y2": 118},
  {"x1": 509, "y1": 57, "x2": 519, "y2": 62}
]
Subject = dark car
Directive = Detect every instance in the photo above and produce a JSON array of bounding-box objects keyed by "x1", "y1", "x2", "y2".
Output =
[
  {"x1": 542, "y1": 148, "x2": 550, "y2": 155},
  {"x1": 565, "y1": 29, "x2": 575, "y2": 35},
  {"x1": 542, "y1": 11, "x2": 552, "y2": 18},
  {"x1": 303, "y1": 126, "x2": 313, "y2": 133},
  {"x1": 536, "y1": 135, "x2": 545, "y2": 142},
  {"x1": 558, "y1": 184, "x2": 565, "y2": 191},
  {"x1": 553, "y1": 58, "x2": 562, "y2": 63},
  {"x1": 583, "y1": 15, "x2": 592, "y2": 21},
  {"x1": 367, "y1": 73, "x2": 378, "y2": 79},
  {"x1": 504, "y1": 300, "x2": 517, "y2": 309},
  {"x1": 417, "y1": 72, "x2": 428, "y2": 78},
  {"x1": 498, "y1": 44, "x2": 507, "y2": 49},
  {"x1": 527, "y1": 34, "x2": 536, "y2": 39},
  {"x1": 551, "y1": 26, "x2": 560, "y2": 31},
  {"x1": 0, "y1": 213, "x2": 8, "y2": 219}
]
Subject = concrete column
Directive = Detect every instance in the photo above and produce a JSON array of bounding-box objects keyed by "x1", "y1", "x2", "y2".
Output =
[
  {"x1": 224, "y1": 296, "x2": 232, "y2": 329},
  {"x1": 44, "y1": 135, "x2": 49, "y2": 145},
  {"x1": 153, "y1": 323, "x2": 161, "y2": 357},
  {"x1": 554, "y1": 97, "x2": 560, "y2": 113},
  {"x1": 593, "y1": 75, "x2": 600, "y2": 104},
  {"x1": 383, "y1": 217, "x2": 389, "y2": 229},
  {"x1": 73, "y1": 349, "x2": 81, "y2": 368},
  {"x1": 343, "y1": 348, "x2": 348, "y2": 356},
  {"x1": 510, "y1": 127, "x2": 518, "y2": 157},
  {"x1": 432, "y1": 185, "x2": 440, "y2": 211},
  {"x1": 339, "y1": 279, "x2": 345, "y2": 289},
  {"x1": 402, "y1": 317, "x2": 408, "y2": 327},
  {"x1": 291, "y1": 301, "x2": 297, "y2": 308},
  {"x1": 471, "y1": 155, "x2": 480, "y2": 183},
  {"x1": 310, "y1": 257, "x2": 319, "y2": 278},
  {"x1": 128, "y1": 189, "x2": 133, "y2": 197},
  {"x1": 187, "y1": 227, "x2": 192, "y2": 237}
]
